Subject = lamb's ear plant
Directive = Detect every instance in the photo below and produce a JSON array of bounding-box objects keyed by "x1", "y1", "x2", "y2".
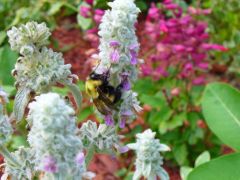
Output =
[
  {"x1": 128, "y1": 129, "x2": 170, "y2": 180},
  {"x1": 7, "y1": 21, "x2": 82, "y2": 121},
  {"x1": 0, "y1": 0, "x2": 171, "y2": 179}
]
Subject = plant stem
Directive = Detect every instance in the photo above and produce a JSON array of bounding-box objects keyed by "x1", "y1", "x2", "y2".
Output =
[
  {"x1": 0, "y1": 145, "x2": 21, "y2": 167},
  {"x1": 85, "y1": 145, "x2": 95, "y2": 167}
]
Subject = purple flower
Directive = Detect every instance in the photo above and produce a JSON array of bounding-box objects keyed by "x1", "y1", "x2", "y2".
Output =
[
  {"x1": 104, "y1": 114, "x2": 114, "y2": 126},
  {"x1": 75, "y1": 152, "x2": 85, "y2": 165},
  {"x1": 130, "y1": 50, "x2": 138, "y2": 65},
  {"x1": 123, "y1": 79, "x2": 131, "y2": 91},
  {"x1": 110, "y1": 50, "x2": 120, "y2": 63},
  {"x1": 80, "y1": 6, "x2": 91, "y2": 18},
  {"x1": 121, "y1": 109, "x2": 133, "y2": 116},
  {"x1": 42, "y1": 156, "x2": 58, "y2": 173},
  {"x1": 119, "y1": 118, "x2": 126, "y2": 128},
  {"x1": 109, "y1": 40, "x2": 120, "y2": 47},
  {"x1": 117, "y1": 146, "x2": 129, "y2": 153}
]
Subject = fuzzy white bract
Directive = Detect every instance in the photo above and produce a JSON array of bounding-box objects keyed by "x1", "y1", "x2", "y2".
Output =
[
  {"x1": 79, "y1": 120, "x2": 128, "y2": 154},
  {"x1": 94, "y1": 0, "x2": 142, "y2": 127},
  {"x1": 4, "y1": 147, "x2": 35, "y2": 180},
  {"x1": 128, "y1": 129, "x2": 170, "y2": 180},
  {"x1": 13, "y1": 47, "x2": 72, "y2": 93},
  {"x1": 0, "y1": 105, "x2": 12, "y2": 145},
  {"x1": 7, "y1": 21, "x2": 50, "y2": 53},
  {"x1": 27, "y1": 93, "x2": 85, "y2": 179}
]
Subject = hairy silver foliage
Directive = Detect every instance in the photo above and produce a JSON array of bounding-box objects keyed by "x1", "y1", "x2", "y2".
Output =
[
  {"x1": 7, "y1": 21, "x2": 81, "y2": 121},
  {"x1": 14, "y1": 47, "x2": 72, "y2": 93},
  {"x1": 3, "y1": 147, "x2": 35, "y2": 180},
  {"x1": 7, "y1": 21, "x2": 50, "y2": 53},
  {"x1": 0, "y1": 89, "x2": 12, "y2": 145},
  {"x1": 27, "y1": 93, "x2": 85, "y2": 179},
  {"x1": 0, "y1": 109, "x2": 12, "y2": 145},
  {"x1": 128, "y1": 129, "x2": 170, "y2": 180},
  {"x1": 79, "y1": 120, "x2": 128, "y2": 154}
]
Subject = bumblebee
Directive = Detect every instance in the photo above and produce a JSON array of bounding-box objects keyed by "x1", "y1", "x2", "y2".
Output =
[{"x1": 85, "y1": 71, "x2": 123, "y2": 115}]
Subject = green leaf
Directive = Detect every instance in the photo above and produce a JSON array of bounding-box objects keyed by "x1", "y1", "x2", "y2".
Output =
[
  {"x1": 77, "y1": 106, "x2": 93, "y2": 122},
  {"x1": 188, "y1": 153, "x2": 240, "y2": 180},
  {"x1": 77, "y1": 14, "x2": 93, "y2": 31},
  {"x1": 0, "y1": 45, "x2": 17, "y2": 85},
  {"x1": 194, "y1": 151, "x2": 210, "y2": 167},
  {"x1": 48, "y1": 2, "x2": 65, "y2": 15},
  {"x1": 180, "y1": 166, "x2": 193, "y2": 180},
  {"x1": 10, "y1": 135, "x2": 28, "y2": 150},
  {"x1": 202, "y1": 83, "x2": 240, "y2": 151},
  {"x1": 173, "y1": 144, "x2": 188, "y2": 165},
  {"x1": 0, "y1": 31, "x2": 6, "y2": 45}
]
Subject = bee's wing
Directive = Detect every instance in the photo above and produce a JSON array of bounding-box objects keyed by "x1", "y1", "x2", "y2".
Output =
[
  {"x1": 96, "y1": 87, "x2": 115, "y2": 108},
  {"x1": 93, "y1": 99, "x2": 111, "y2": 115}
]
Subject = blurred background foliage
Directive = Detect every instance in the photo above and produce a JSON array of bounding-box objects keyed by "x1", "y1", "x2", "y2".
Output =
[{"x1": 0, "y1": 0, "x2": 239, "y2": 178}]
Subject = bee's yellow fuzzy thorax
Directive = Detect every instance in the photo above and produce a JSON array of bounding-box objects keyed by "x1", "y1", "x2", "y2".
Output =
[{"x1": 85, "y1": 79, "x2": 102, "y2": 99}]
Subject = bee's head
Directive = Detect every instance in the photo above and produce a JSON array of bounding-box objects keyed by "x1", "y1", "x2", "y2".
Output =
[{"x1": 89, "y1": 71, "x2": 109, "y2": 82}]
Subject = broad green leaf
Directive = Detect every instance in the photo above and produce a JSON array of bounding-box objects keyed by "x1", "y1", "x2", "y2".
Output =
[
  {"x1": 188, "y1": 153, "x2": 240, "y2": 180},
  {"x1": 0, "y1": 45, "x2": 17, "y2": 85},
  {"x1": 194, "y1": 151, "x2": 210, "y2": 167},
  {"x1": 180, "y1": 166, "x2": 193, "y2": 180},
  {"x1": 202, "y1": 83, "x2": 240, "y2": 151}
]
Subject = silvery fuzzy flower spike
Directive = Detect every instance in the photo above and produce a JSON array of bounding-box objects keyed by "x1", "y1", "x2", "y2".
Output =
[
  {"x1": 27, "y1": 93, "x2": 86, "y2": 179},
  {"x1": 79, "y1": 120, "x2": 128, "y2": 163},
  {"x1": 7, "y1": 21, "x2": 82, "y2": 122},
  {"x1": 128, "y1": 129, "x2": 170, "y2": 180},
  {"x1": 93, "y1": 0, "x2": 142, "y2": 127}
]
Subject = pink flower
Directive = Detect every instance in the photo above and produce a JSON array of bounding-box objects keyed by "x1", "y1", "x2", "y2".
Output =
[
  {"x1": 192, "y1": 76, "x2": 205, "y2": 85},
  {"x1": 148, "y1": 3, "x2": 159, "y2": 20},
  {"x1": 75, "y1": 152, "x2": 85, "y2": 165},
  {"x1": 171, "y1": 88, "x2": 180, "y2": 96},
  {"x1": 165, "y1": 3, "x2": 178, "y2": 10},
  {"x1": 197, "y1": 62, "x2": 209, "y2": 70},
  {"x1": 173, "y1": 45, "x2": 185, "y2": 52},
  {"x1": 42, "y1": 156, "x2": 58, "y2": 173},
  {"x1": 80, "y1": 6, "x2": 91, "y2": 18},
  {"x1": 202, "y1": 43, "x2": 228, "y2": 51},
  {"x1": 85, "y1": 0, "x2": 94, "y2": 5},
  {"x1": 94, "y1": 9, "x2": 104, "y2": 23}
]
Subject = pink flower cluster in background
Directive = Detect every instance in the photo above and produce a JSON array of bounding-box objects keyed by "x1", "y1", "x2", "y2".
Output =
[
  {"x1": 139, "y1": 0, "x2": 227, "y2": 84},
  {"x1": 79, "y1": 0, "x2": 104, "y2": 47}
]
